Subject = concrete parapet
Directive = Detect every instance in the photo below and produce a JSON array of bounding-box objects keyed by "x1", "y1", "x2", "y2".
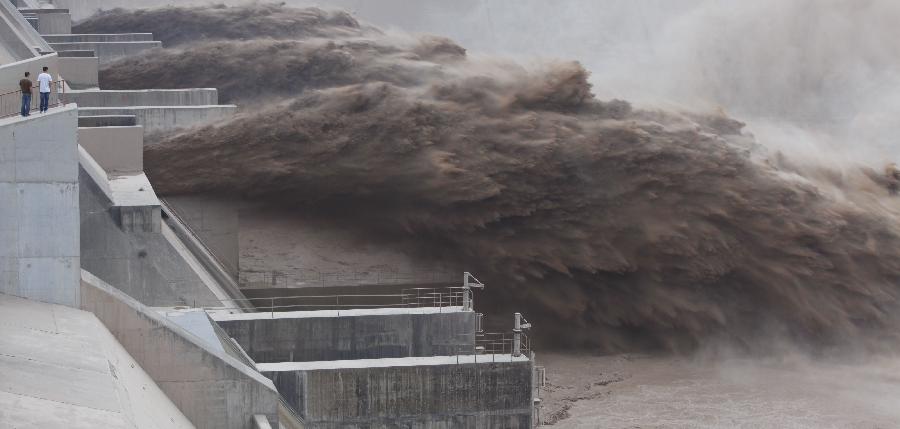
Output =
[
  {"x1": 48, "y1": 40, "x2": 161, "y2": 64},
  {"x1": 57, "y1": 54, "x2": 98, "y2": 88},
  {"x1": 80, "y1": 270, "x2": 281, "y2": 429},
  {"x1": 79, "y1": 105, "x2": 237, "y2": 134},
  {"x1": 35, "y1": 11, "x2": 71, "y2": 35},
  {"x1": 78, "y1": 125, "x2": 143, "y2": 174},
  {"x1": 78, "y1": 114, "x2": 136, "y2": 127},
  {"x1": 0, "y1": 105, "x2": 80, "y2": 307},
  {"x1": 0, "y1": 53, "x2": 57, "y2": 94},
  {"x1": 70, "y1": 88, "x2": 219, "y2": 107},
  {"x1": 214, "y1": 308, "x2": 477, "y2": 363},
  {"x1": 78, "y1": 154, "x2": 224, "y2": 307},
  {"x1": 260, "y1": 355, "x2": 534, "y2": 428},
  {"x1": 44, "y1": 33, "x2": 154, "y2": 43}
]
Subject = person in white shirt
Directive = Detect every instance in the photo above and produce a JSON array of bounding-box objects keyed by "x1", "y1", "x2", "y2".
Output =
[{"x1": 37, "y1": 66, "x2": 52, "y2": 113}]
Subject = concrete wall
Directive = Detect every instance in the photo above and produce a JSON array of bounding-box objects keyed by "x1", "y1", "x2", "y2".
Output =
[
  {"x1": 166, "y1": 195, "x2": 240, "y2": 277},
  {"x1": 57, "y1": 55, "x2": 98, "y2": 89},
  {"x1": 78, "y1": 125, "x2": 143, "y2": 174},
  {"x1": 0, "y1": 105, "x2": 80, "y2": 306},
  {"x1": 78, "y1": 114, "x2": 135, "y2": 127},
  {"x1": 264, "y1": 359, "x2": 533, "y2": 429},
  {"x1": 0, "y1": 53, "x2": 57, "y2": 94},
  {"x1": 216, "y1": 309, "x2": 476, "y2": 363},
  {"x1": 48, "y1": 41, "x2": 161, "y2": 64},
  {"x1": 0, "y1": 0, "x2": 49, "y2": 61},
  {"x1": 69, "y1": 88, "x2": 219, "y2": 107},
  {"x1": 79, "y1": 105, "x2": 237, "y2": 134},
  {"x1": 80, "y1": 270, "x2": 281, "y2": 429},
  {"x1": 44, "y1": 33, "x2": 154, "y2": 42},
  {"x1": 36, "y1": 11, "x2": 71, "y2": 35},
  {"x1": 79, "y1": 165, "x2": 223, "y2": 307}
]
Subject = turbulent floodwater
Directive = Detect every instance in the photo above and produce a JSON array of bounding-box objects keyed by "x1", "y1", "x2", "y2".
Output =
[
  {"x1": 76, "y1": 4, "x2": 900, "y2": 353},
  {"x1": 541, "y1": 353, "x2": 900, "y2": 428}
]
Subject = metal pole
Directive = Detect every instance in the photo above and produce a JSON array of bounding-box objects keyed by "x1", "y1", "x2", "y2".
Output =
[
  {"x1": 513, "y1": 312, "x2": 522, "y2": 357},
  {"x1": 462, "y1": 272, "x2": 471, "y2": 311}
]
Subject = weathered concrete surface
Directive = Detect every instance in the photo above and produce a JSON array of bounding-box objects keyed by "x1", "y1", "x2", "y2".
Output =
[
  {"x1": 69, "y1": 88, "x2": 219, "y2": 107},
  {"x1": 43, "y1": 33, "x2": 154, "y2": 43},
  {"x1": 78, "y1": 159, "x2": 223, "y2": 307},
  {"x1": 0, "y1": 53, "x2": 57, "y2": 94},
  {"x1": 214, "y1": 307, "x2": 476, "y2": 363},
  {"x1": 78, "y1": 114, "x2": 136, "y2": 127},
  {"x1": 79, "y1": 105, "x2": 237, "y2": 134},
  {"x1": 0, "y1": 0, "x2": 49, "y2": 61},
  {"x1": 260, "y1": 355, "x2": 534, "y2": 429},
  {"x1": 78, "y1": 125, "x2": 143, "y2": 174},
  {"x1": 0, "y1": 105, "x2": 80, "y2": 306},
  {"x1": 35, "y1": 11, "x2": 71, "y2": 35},
  {"x1": 48, "y1": 41, "x2": 162, "y2": 64},
  {"x1": 166, "y1": 194, "x2": 240, "y2": 277},
  {"x1": 80, "y1": 271, "x2": 280, "y2": 429},
  {"x1": 57, "y1": 54, "x2": 98, "y2": 89},
  {"x1": 0, "y1": 292, "x2": 194, "y2": 428}
]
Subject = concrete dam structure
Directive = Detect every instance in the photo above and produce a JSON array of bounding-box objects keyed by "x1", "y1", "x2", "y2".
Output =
[{"x1": 0, "y1": 1, "x2": 542, "y2": 428}]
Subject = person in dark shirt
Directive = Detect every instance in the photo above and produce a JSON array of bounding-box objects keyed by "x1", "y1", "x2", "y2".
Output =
[{"x1": 19, "y1": 72, "x2": 32, "y2": 117}]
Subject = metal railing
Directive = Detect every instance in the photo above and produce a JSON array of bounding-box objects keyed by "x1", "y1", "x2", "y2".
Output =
[
  {"x1": 240, "y1": 269, "x2": 458, "y2": 289},
  {"x1": 475, "y1": 331, "x2": 531, "y2": 357},
  {"x1": 164, "y1": 286, "x2": 473, "y2": 315},
  {"x1": 0, "y1": 79, "x2": 66, "y2": 119}
]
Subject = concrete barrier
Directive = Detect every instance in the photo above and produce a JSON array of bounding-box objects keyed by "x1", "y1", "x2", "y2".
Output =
[
  {"x1": 0, "y1": 53, "x2": 58, "y2": 94},
  {"x1": 78, "y1": 124, "x2": 143, "y2": 174},
  {"x1": 43, "y1": 33, "x2": 154, "y2": 43},
  {"x1": 261, "y1": 356, "x2": 534, "y2": 428},
  {"x1": 78, "y1": 114, "x2": 136, "y2": 127},
  {"x1": 80, "y1": 270, "x2": 281, "y2": 429},
  {"x1": 69, "y1": 88, "x2": 219, "y2": 107},
  {"x1": 79, "y1": 105, "x2": 237, "y2": 134},
  {"x1": 0, "y1": 105, "x2": 80, "y2": 306},
  {"x1": 35, "y1": 12, "x2": 72, "y2": 35},
  {"x1": 48, "y1": 41, "x2": 162, "y2": 64},
  {"x1": 58, "y1": 54, "x2": 98, "y2": 89},
  {"x1": 214, "y1": 308, "x2": 477, "y2": 363}
]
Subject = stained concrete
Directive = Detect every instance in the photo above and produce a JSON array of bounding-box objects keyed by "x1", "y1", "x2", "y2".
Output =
[
  {"x1": 69, "y1": 88, "x2": 219, "y2": 107},
  {"x1": 0, "y1": 292, "x2": 195, "y2": 428},
  {"x1": 261, "y1": 355, "x2": 534, "y2": 429},
  {"x1": 78, "y1": 161, "x2": 223, "y2": 307},
  {"x1": 48, "y1": 40, "x2": 162, "y2": 64},
  {"x1": 78, "y1": 114, "x2": 136, "y2": 127},
  {"x1": 0, "y1": 105, "x2": 80, "y2": 306},
  {"x1": 214, "y1": 307, "x2": 477, "y2": 363},
  {"x1": 78, "y1": 124, "x2": 143, "y2": 174},
  {"x1": 166, "y1": 195, "x2": 240, "y2": 277},
  {"x1": 79, "y1": 105, "x2": 237, "y2": 134},
  {"x1": 80, "y1": 271, "x2": 280, "y2": 429}
]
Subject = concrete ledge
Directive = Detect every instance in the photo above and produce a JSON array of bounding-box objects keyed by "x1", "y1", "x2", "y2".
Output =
[
  {"x1": 56, "y1": 49, "x2": 95, "y2": 57},
  {"x1": 80, "y1": 270, "x2": 280, "y2": 429},
  {"x1": 214, "y1": 307, "x2": 477, "y2": 363},
  {"x1": 48, "y1": 41, "x2": 162, "y2": 64},
  {"x1": 0, "y1": 105, "x2": 80, "y2": 307},
  {"x1": 35, "y1": 12, "x2": 71, "y2": 35},
  {"x1": 58, "y1": 54, "x2": 98, "y2": 89},
  {"x1": 70, "y1": 88, "x2": 219, "y2": 107},
  {"x1": 79, "y1": 105, "x2": 237, "y2": 134},
  {"x1": 44, "y1": 33, "x2": 154, "y2": 43},
  {"x1": 78, "y1": 125, "x2": 143, "y2": 174},
  {"x1": 261, "y1": 356, "x2": 533, "y2": 428},
  {"x1": 78, "y1": 114, "x2": 136, "y2": 127}
]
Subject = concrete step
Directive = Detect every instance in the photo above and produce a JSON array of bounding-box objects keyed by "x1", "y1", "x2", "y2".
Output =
[
  {"x1": 69, "y1": 88, "x2": 219, "y2": 108},
  {"x1": 48, "y1": 41, "x2": 161, "y2": 64},
  {"x1": 78, "y1": 105, "x2": 237, "y2": 134}
]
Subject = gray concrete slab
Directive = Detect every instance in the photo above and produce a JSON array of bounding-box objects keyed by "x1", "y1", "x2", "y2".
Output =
[
  {"x1": 80, "y1": 271, "x2": 280, "y2": 428},
  {"x1": 69, "y1": 88, "x2": 219, "y2": 107},
  {"x1": 78, "y1": 105, "x2": 237, "y2": 135},
  {"x1": 0, "y1": 292, "x2": 194, "y2": 428},
  {"x1": 0, "y1": 105, "x2": 80, "y2": 306}
]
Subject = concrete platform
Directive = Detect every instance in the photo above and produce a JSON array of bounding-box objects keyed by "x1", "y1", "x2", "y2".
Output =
[
  {"x1": 0, "y1": 292, "x2": 194, "y2": 428},
  {"x1": 260, "y1": 355, "x2": 534, "y2": 429},
  {"x1": 78, "y1": 105, "x2": 237, "y2": 134},
  {"x1": 69, "y1": 88, "x2": 219, "y2": 107},
  {"x1": 213, "y1": 306, "x2": 477, "y2": 363},
  {"x1": 48, "y1": 41, "x2": 161, "y2": 64}
]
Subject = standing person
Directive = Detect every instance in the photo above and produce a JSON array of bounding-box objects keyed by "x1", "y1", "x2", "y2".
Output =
[
  {"x1": 19, "y1": 72, "x2": 32, "y2": 117},
  {"x1": 37, "y1": 66, "x2": 52, "y2": 113}
]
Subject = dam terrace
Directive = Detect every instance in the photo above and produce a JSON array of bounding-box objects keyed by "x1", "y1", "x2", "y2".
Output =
[{"x1": 0, "y1": 1, "x2": 543, "y2": 428}]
